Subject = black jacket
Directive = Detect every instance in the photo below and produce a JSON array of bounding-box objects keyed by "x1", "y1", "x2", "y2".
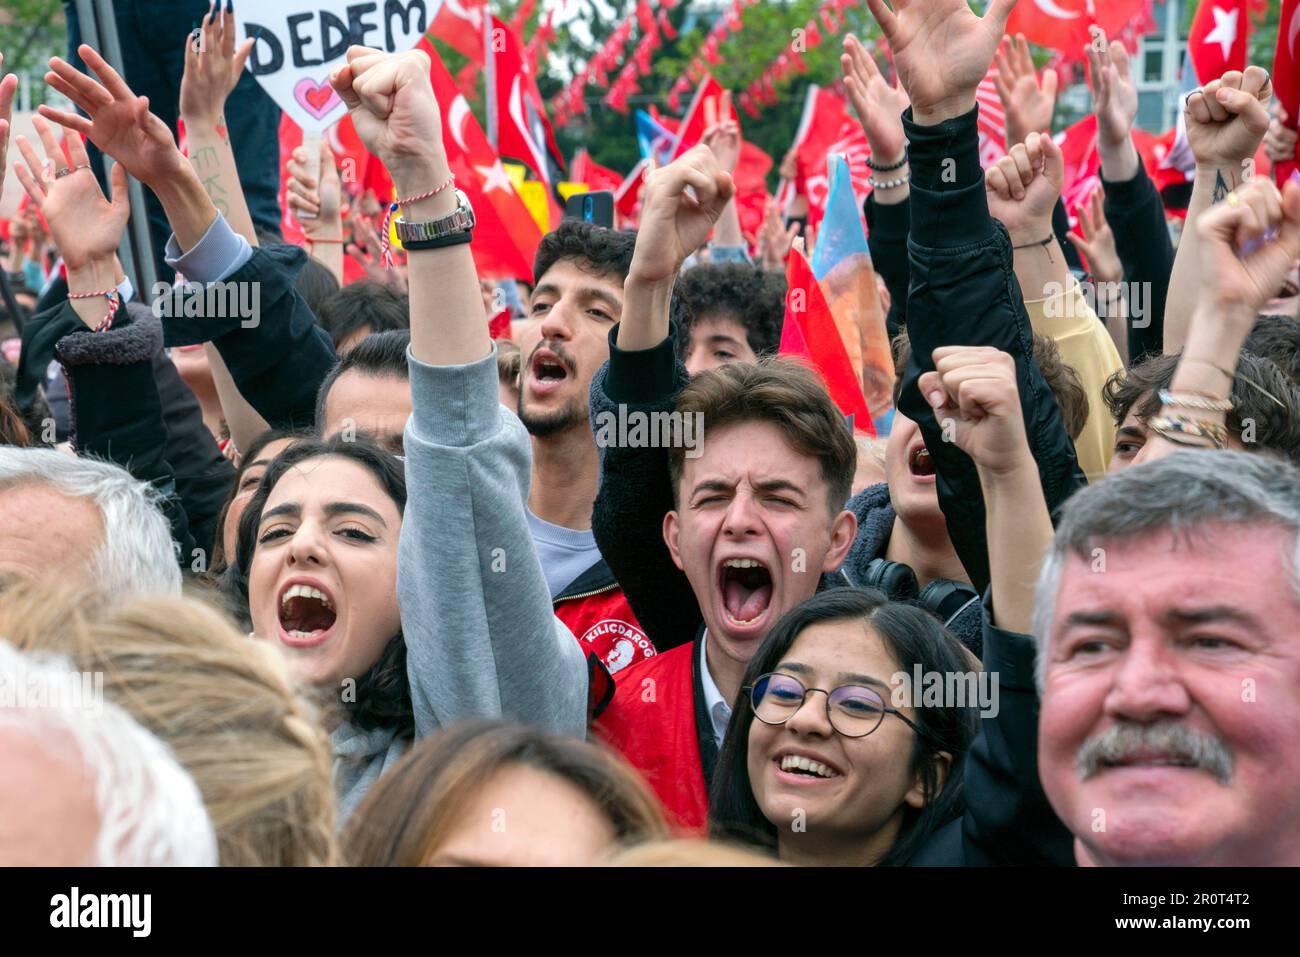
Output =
[
  {"x1": 910, "y1": 598, "x2": 1075, "y2": 866},
  {"x1": 18, "y1": 297, "x2": 234, "y2": 562},
  {"x1": 1101, "y1": 159, "x2": 1173, "y2": 365},
  {"x1": 896, "y1": 105, "x2": 1086, "y2": 595},
  {"x1": 159, "y1": 243, "x2": 337, "y2": 431}
]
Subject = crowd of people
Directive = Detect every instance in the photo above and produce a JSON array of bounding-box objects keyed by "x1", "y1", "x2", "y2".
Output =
[{"x1": 1, "y1": 0, "x2": 1299, "y2": 868}]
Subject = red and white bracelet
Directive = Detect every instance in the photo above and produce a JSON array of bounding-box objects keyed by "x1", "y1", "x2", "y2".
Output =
[
  {"x1": 380, "y1": 175, "x2": 456, "y2": 268},
  {"x1": 68, "y1": 286, "x2": 122, "y2": 333}
]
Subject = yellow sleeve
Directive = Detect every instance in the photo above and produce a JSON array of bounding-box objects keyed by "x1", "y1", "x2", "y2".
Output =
[{"x1": 1024, "y1": 277, "x2": 1124, "y2": 483}]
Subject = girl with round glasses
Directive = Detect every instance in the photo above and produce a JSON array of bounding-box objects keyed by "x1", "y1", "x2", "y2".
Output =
[{"x1": 710, "y1": 587, "x2": 979, "y2": 866}]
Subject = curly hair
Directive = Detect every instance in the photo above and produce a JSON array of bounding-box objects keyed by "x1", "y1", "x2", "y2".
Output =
[
  {"x1": 1245, "y1": 313, "x2": 1300, "y2": 386},
  {"x1": 672, "y1": 262, "x2": 787, "y2": 361},
  {"x1": 1103, "y1": 351, "x2": 1300, "y2": 464},
  {"x1": 532, "y1": 219, "x2": 637, "y2": 287}
]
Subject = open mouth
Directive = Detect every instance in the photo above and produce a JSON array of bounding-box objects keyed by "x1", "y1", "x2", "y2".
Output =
[
  {"x1": 908, "y1": 445, "x2": 936, "y2": 479},
  {"x1": 717, "y1": 557, "x2": 773, "y2": 627},
  {"x1": 277, "y1": 582, "x2": 337, "y2": 647},
  {"x1": 529, "y1": 349, "x2": 570, "y2": 391},
  {"x1": 776, "y1": 753, "x2": 841, "y2": 779}
]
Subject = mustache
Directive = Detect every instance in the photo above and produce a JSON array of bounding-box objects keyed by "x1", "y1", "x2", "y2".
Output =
[
  {"x1": 528, "y1": 339, "x2": 577, "y2": 374},
  {"x1": 1077, "y1": 721, "x2": 1233, "y2": 785}
]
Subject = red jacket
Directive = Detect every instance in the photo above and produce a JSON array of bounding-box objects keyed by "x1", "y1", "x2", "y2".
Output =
[
  {"x1": 553, "y1": 558, "x2": 655, "y2": 720},
  {"x1": 594, "y1": 638, "x2": 714, "y2": 834}
]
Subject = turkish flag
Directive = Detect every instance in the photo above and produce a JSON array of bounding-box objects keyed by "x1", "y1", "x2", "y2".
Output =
[
  {"x1": 975, "y1": 67, "x2": 1009, "y2": 166},
  {"x1": 419, "y1": 36, "x2": 543, "y2": 282},
  {"x1": 614, "y1": 158, "x2": 650, "y2": 225},
  {"x1": 666, "y1": 78, "x2": 771, "y2": 242},
  {"x1": 489, "y1": 16, "x2": 565, "y2": 185},
  {"x1": 1274, "y1": 0, "x2": 1300, "y2": 183},
  {"x1": 1005, "y1": 1, "x2": 1153, "y2": 66},
  {"x1": 789, "y1": 86, "x2": 871, "y2": 228},
  {"x1": 571, "y1": 149, "x2": 624, "y2": 194},
  {"x1": 429, "y1": 1, "x2": 488, "y2": 67},
  {"x1": 1188, "y1": 0, "x2": 1249, "y2": 84},
  {"x1": 781, "y1": 246, "x2": 872, "y2": 426},
  {"x1": 1055, "y1": 114, "x2": 1166, "y2": 227}
]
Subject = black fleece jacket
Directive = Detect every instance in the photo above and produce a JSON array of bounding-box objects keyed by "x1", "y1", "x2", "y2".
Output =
[
  {"x1": 159, "y1": 243, "x2": 337, "y2": 431},
  {"x1": 896, "y1": 104, "x2": 1086, "y2": 594},
  {"x1": 18, "y1": 298, "x2": 233, "y2": 560},
  {"x1": 49, "y1": 304, "x2": 197, "y2": 566}
]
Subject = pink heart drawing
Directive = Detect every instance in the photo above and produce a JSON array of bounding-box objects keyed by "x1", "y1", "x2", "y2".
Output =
[{"x1": 294, "y1": 77, "x2": 342, "y2": 121}]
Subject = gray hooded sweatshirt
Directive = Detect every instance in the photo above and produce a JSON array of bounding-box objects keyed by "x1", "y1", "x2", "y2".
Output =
[{"x1": 333, "y1": 345, "x2": 589, "y2": 819}]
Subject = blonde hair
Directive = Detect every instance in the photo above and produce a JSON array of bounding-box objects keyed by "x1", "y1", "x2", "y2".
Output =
[{"x1": 0, "y1": 582, "x2": 339, "y2": 866}]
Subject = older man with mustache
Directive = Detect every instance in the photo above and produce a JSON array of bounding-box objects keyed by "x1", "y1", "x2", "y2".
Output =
[{"x1": 1034, "y1": 449, "x2": 1300, "y2": 866}]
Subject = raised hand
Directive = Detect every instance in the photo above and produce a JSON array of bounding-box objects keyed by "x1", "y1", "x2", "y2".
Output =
[
  {"x1": 628, "y1": 145, "x2": 735, "y2": 285},
  {"x1": 1265, "y1": 101, "x2": 1298, "y2": 165},
  {"x1": 287, "y1": 138, "x2": 342, "y2": 231},
  {"x1": 40, "y1": 45, "x2": 186, "y2": 188},
  {"x1": 1085, "y1": 28, "x2": 1136, "y2": 152},
  {"x1": 179, "y1": 4, "x2": 254, "y2": 126},
  {"x1": 1184, "y1": 66, "x2": 1272, "y2": 179},
  {"x1": 919, "y1": 345, "x2": 1031, "y2": 476},
  {"x1": 12, "y1": 116, "x2": 129, "y2": 271},
  {"x1": 757, "y1": 198, "x2": 799, "y2": 271},
  {"x1": 864, "y1": 0, "x2": 1017, "y2": 125},
  {"x1": 330, "y1": 46, "x2": 442, "y2": 197},
  {"x1": 984, "y1": 130, "x2": 1064, "y2": 245},
  {"x1": 1196, "y1": 176, "x2": 1300, "y2": 321},
  {"x1": 993, "y1": 33, "x2": 1058, "y2": 150},
  {"x1": 841, "y1": 33, "x2": 909, "y2": 163},
  {"x1": 1066, "y1": 188, "x2": 1123, "y2": 284},
  {"x1": 701, "y1": 91, "x2": 740, "y2": 173},
  {"x1": 0, "y1": 53, "x2": 15, "y2": 208}
]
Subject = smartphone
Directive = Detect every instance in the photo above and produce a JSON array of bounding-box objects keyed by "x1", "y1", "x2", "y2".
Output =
[{"x1": 564, "y1": 191, "x2": 614, "y2": 229}]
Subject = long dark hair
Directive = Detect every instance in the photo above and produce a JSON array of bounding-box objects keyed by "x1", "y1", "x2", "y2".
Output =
[
  {"x1": 223, "y1": 437, "x2": 413, "y2": 739},
  {"x1": 709, "y1": 587, "x2": 978, "y2": 866},
  {"x1": 207, "y1": 427, "x2": 306, "y2": 575}
]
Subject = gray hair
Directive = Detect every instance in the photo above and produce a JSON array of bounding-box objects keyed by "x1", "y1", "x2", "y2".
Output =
[
  {"x1": 1032, "y1": 450, "x2": 1300, "y2": 690},
  {"x1": 0, "y1": 640, "x2": 217, "y2": 865},
  {"x1": 0, "y1": 447, "x2": 180, "y2": 599}
]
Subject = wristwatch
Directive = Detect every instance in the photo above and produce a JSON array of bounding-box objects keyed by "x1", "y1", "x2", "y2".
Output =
[{"x1": 395, "y1": 189, "x2": 476, "y2": 250}]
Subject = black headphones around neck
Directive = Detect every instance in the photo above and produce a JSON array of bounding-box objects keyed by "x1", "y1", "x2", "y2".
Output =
[{"x1": 860, "y1": 558, "x2": 981, "y2": 627}]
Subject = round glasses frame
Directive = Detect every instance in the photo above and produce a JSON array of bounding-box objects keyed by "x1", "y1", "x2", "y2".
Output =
[{"x1": 743, "y1": 672, "x2": 924, "y2": 739}]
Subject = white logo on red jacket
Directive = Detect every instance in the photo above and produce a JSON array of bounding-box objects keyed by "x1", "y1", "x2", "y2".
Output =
[{"x1": 580, "y1": 619, "x2": 654, "y2": 674}]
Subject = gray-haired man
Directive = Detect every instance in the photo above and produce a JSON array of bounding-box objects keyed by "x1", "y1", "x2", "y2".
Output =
[{"x1": 1034, "y1": 450, "x2": 1300, "y2": 866}]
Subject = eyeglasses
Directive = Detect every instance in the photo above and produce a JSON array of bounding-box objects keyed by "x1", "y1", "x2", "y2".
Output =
[{"x1": 743, "y1": 672, "x2": 923, "y2": 739}]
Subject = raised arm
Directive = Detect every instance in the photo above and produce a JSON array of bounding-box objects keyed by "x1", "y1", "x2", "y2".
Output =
[
  {"x1": 1139, "y1": 176, "x2": 1300, "y2": 466},
  {"x1": 866, "y1": 0, "x2": 1083, "y2": 590},
  {"x1": 1086, "y1": 27, "x2": 1172, "y2": 365},
  {"x1": 328, "y1": 46, "x2": 587, "y2": 736},
  {"x1": 41, "y1": 44, "x2": 336, "y2": 431},
  {"x1": 11, "y1": 118, "x2": 195, "y2": 564},
  {"x1": 842, "y1": 33, "x2": 911, "y2": 335},
  {"x1": 1164, "y1": 66, "x2": 1272, "y2": 353},
  {"x1": 177, "y1": 8, "x2": 273, "y2": 450},
  {"x1": 179, "y1": 6, "x2": 258, "y2": 245},
  {"x1": 992, "y1": 32, "x2": 1057, "y2": 153},
  {"x1": 918, "y1": 341, "x2": 1073, "y2": 865},
  {"x1": 590, "y1": 145, "x2": 734, "y2": 650}
]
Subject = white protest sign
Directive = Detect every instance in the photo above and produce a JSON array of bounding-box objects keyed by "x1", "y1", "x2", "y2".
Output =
[{"x1": 243, "y1": 0, "x2": 443, "y2": 132}]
